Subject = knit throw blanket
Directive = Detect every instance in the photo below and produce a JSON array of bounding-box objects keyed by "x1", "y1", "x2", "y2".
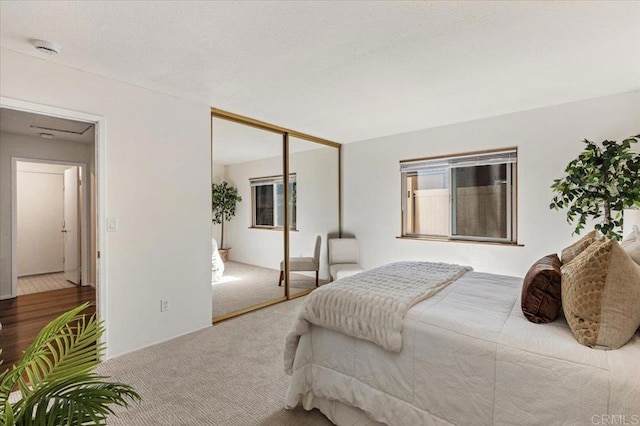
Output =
[{"x1": 285, "y1": 261, "x2": 471, "y2": 375}]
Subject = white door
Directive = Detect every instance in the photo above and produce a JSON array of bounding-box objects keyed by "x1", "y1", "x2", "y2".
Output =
[
  {"x1": 63, "y1": 167, "x2": 80, "y2": 284},
  {"x1": 16, "y1": 170, "x2": 65, "y2": 276}
]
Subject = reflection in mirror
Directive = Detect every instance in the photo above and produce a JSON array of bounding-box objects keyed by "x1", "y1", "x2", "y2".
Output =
[
  {"x1": 211, "y1": 117, "x2": 285, "y2": 319},
  {"x1": 286, "y1": 136, "x2": 340, "y2": 296}
]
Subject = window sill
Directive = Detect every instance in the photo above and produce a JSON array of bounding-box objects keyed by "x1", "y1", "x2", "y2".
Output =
[
  {"x1": 249, "y1": 227, "x2": 299, "y2": 232},
  {"x1": 396, "y1": 235, "x2": 524, "y2": 247}
]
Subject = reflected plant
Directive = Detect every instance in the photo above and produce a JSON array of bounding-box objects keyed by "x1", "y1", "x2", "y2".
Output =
[{"x1": 212, "y1": 181, "x2": 242, "y2": 249}]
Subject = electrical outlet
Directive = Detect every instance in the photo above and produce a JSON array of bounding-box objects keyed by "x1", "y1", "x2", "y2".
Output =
[
  {"x1": 107, "y1": 217, "x2": 119, "y2": 232},
  {"x1": 160, "y1": 300, "x2": 170, "y2": 312}
]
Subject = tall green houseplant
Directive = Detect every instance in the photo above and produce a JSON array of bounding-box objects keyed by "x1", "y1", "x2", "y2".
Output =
[
  {"x1": 0, "y1": 303, "x2": 140, "y2": 425},
  {"x1": 212, "y1": 181, "x2": 242, "y2": 250},
  {"x1": 550, "y1": 135, "x2": 640, "y2": 240}
]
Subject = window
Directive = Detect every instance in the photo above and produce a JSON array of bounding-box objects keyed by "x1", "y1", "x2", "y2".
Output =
[
  {"x1": 400, "y1": 149, "x2": 517, "y2": 243},
  {"x1": 250, "y1": 174, "x2": 297, "y2": 229}
]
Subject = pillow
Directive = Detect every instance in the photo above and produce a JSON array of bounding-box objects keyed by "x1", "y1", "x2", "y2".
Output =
[
  {"x1": 561, "y1": 238, "x2": 640, "y2": 349},
  {"x1": 622, "y1": 225, "x2": 639, "y2": 242},
  {"x1": 560, "y1": 230, "x2": 598, "y2": 264},
  {"x1": 622, "y1": 225, "x2": 640, "y2": 266},
  {"x1": 521, "y1": 254, "x2": 562, "y2": 324},
  {"x1": 621, "y1": 241, "x2": 640, "y2": 265}
]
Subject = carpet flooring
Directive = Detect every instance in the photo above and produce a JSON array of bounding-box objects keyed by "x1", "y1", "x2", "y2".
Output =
[
  {"x1": 212, "y1": 261, "x2": 328, "y2": 318},
  {"x1": 98, "y1": 297, "x2": 332, "y2": 425}
]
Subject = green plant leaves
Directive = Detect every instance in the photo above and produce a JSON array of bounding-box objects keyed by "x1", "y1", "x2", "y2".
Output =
[
  {"x1": 211, "y1": 181, "x2": 242, "y2": 225},
  {"x1": 0, "y1": 303, "x2": 140, "y2": 425},
  {"x1": 212, "y1": 181, "x2": 242, "y2": 248},
  {"x1": 550, "y1": 135, "x2": 640, "y2": 240}
]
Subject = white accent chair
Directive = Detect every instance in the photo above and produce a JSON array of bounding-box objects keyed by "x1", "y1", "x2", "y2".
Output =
[
  {"x1": 279, "y1": 235, "x2": 321, "y2": 287},
  {"x1": 328, "y1": 238, "x2": 364, "y2": 280}
]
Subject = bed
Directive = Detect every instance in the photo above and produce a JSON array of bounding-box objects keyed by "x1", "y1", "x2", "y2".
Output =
[{"x1": 284, "y1": 263, "x2": 640, "y2": 425}]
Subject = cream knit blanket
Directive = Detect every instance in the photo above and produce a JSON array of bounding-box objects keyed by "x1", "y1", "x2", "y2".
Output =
[{"x1": 285, "y1": 261, "x2": 471, "y2": 375}]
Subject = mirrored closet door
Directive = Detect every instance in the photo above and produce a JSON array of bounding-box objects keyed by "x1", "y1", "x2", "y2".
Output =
[
  {"x1": 211, "y1": 111, "x2": 341, "y2": 322},
  {"x1": 211, "y1": 116, "x2": 285, "y2": 320},
  {"x1": 286, "y1": 136, "x2": 340, "y2": 296}
]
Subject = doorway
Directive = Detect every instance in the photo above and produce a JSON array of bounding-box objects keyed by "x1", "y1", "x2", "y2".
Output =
[
  {"x1": 0, "y1": 103, "x2": 103, "y2": 371},
  {"x1": 15, "y1": 160, "x2": 86, "y2": 295},
  {"x1": 0, "y1": 107, "x2": 97, "y2": 297}
]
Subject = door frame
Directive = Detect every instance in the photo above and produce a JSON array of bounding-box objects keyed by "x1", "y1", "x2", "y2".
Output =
[
  {"x1": 0, "y1": 96, "x2": 107, "y2": 354},
  {"x1": 12, "y1": 158, "x2": 88, "y2": 288}
]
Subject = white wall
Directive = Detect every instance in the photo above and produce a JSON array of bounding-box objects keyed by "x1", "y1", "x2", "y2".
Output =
[
  {"x1": 343, "y1": 90, "x2": 640, "y2": 277},
  {"x1": 0, "y1": 49, "x2": 212, "y2": 358},
  {"x1": 224, "y1": 147, "x2": 340, "y2": 279},
  {"x1": 16, "y1": 162, "x2": 68, "y2": 276}
]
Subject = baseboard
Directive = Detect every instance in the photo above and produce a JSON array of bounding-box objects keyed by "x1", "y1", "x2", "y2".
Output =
[
  {"x1": 18, "y1": 270, "x2": 64, "y2": 278},
  {"x1": 105, "y1": 323, "x2": 213, "y2": 361}
]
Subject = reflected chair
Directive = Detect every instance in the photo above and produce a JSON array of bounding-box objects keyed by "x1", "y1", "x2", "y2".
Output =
[
  {"x1": 279, "y1": 235, "x2": 321, "y2": 287},
  {"x1": 328, "y1": 238, "x2": 364, "y2": 281}
]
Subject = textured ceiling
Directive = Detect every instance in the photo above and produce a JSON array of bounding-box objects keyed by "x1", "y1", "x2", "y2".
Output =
[{"x1": 1, "y1": 1, "x2": 639, "y2": 143}]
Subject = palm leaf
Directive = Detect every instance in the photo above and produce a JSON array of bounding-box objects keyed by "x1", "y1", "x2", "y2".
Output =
[
  {"x1": 17, "y1": 376, "x2": 140, "y2": 426},
  {"x1": 0, "y1": 303, "x2": 140, "y2": 425},
  {"x1": 0, "y1": 304, "x2": 96, "y2": 408}
]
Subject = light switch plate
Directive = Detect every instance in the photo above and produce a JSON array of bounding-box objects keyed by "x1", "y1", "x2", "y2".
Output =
[{"x1": 107, "y1": 217, "x2": 118, "y2": 232}]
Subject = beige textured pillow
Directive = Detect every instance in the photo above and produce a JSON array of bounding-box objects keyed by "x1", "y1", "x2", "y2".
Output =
[
  {"x1": 560, "y1": 230, "x2": 598, "y2": 264},
  {"x1": 561, "y1": 238, "x2": 640, "y2": 349}
]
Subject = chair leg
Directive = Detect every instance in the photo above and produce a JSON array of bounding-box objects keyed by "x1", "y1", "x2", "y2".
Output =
[
  {"x1": 278, "y1": 270, "x2": 283, "y2": 286},
  {"x1": 316, "y1": 271, "x2": 319, "y2": 287}
]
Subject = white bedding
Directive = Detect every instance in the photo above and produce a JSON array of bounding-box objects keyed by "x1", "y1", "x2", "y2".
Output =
[
  {"x1": 286, "y1": 271, "x2": 640, "y2": 425},
  {"x1": 285, "y1": 261, "x2": 471, "y2": 367}
]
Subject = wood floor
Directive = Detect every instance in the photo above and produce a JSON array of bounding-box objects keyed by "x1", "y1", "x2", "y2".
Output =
[{"x1": 0, "y1": 286, "x2": 95, "y2": 374}]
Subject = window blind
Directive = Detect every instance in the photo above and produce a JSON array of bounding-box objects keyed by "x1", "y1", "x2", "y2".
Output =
[
  {"x1": 249, "y1": 174, "x2": 296, "y2": 187},
  {"x1": 400, "y1": 150, "x2": 517, "y2": 172}
]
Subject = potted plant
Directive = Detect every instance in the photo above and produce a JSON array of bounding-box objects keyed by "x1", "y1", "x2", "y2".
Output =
[
  {"x1": 212, "y1": 181, "x2": 242, "y2": 261},
  {"x1": 550, "y1": 135, "x2": 640, "y2": 240},
  {"x1": 0, "y1": 303, "x2": 140, "y2": 424}
]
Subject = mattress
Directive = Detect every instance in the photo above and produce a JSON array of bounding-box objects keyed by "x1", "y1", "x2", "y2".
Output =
[{"x1": 286, "y1": 271, "x2": 640, "y2": 425}]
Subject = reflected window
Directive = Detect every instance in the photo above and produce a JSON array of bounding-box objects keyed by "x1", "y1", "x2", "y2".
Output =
[
  {"x1": 250, "y1": 174, "x2": 297, "y2": 230},
  {"x1": 400, "y1": 150, "x2": 517, "y2": 243}
]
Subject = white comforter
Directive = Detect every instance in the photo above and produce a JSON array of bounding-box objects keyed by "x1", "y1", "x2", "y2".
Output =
[
  {"x1": 286, "y1": 271, "x2": 640, "y2": 425},
  {"x1": 285, "y1": 261, "x2": 471, "y2": 369}
]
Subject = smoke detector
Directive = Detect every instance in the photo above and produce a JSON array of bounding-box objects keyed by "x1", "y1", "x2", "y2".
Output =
[
  {"x1": 39, "y1": 133, "x2": 55, "y2": 139},
  {"x1": 33, "y1": 40, "x2": 61, "y2": 55}
]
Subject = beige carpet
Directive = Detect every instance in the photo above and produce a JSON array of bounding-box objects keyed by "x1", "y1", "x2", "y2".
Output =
[
  {"x1": 212, "y1": 261, "x2": 328, "y2": 318},
  {"x1": 98, "y1": 297, "x2": 332, "y2": 425}
]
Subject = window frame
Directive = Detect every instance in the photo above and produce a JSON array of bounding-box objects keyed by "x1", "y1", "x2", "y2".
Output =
[
  {"x1": 400, "y1": 148, "x2": 518, "y2": 244},
  {"x1": 250, "y1": 173, "x2": 297, "y2": 231}
]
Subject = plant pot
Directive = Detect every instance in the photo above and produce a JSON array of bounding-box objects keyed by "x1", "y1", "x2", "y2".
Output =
[{"x1": 218, "y1": 248, "x2": 230, "y2": 262}]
